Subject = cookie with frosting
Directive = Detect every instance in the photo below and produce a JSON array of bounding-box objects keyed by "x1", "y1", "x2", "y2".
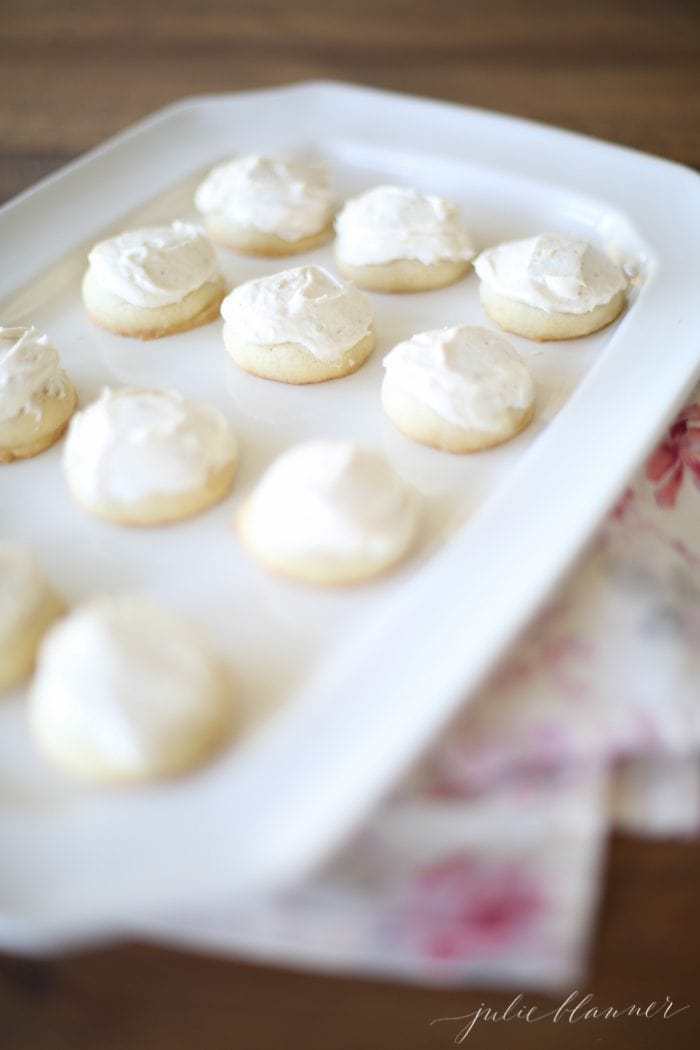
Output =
[
  {"x1": 334, "y1": 185, "x2": 475, "y2": 292},
  {"x1": 0, "y1": 324, "x2": 77, "y2": 463},
  {"x1": 29, "y1": 595, "x2": 232, "y2": 782},
  {"x1": 238, "y1": 441, "x2": 419, "y2": 584},
  {"x1": 221, "y1": 265, "x2": 374, "y2": 383},
  {"x1": 63, "y1": 387, "x2": 238, "y2": 525},
  {"x1": 382, "y1": 325, "x2": 535, "y2": 452},
  {"x1": 474, "y1": 233, "x2": 627, "y2": 340},
  {"x1": 195, "y1": 155, "x2": 335, "y2": 256},
  {"x1": 0, "y1": 543, "x2": 63, "y2": 693},
  {"x1": 82, "y1": 221, "x2": 226, "y2": 339}
]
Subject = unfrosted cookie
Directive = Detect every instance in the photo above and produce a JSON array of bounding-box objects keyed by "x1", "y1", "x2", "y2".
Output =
[
  {"x1": 334, "y1": 185, "x2": 475, "y2": 292},
  {"x1": 0, "y1": 543, "x2": 63, "y2": 693},
  {"x1": 382, "y1": 325, "x2": 535, "y2": 453},
  {"x1": 221, "y1": 265, "x2": 374, "y2": 384},
  {"x1": 0, "y1": 325, "x2": 77, "y2": 463},
  {"x1": 29, "y1": 595, "x2": 232, "y2": 782},
  {"x1": 195, "y1": 155, "x2": 335, "y2": 256},
  {"x1": 82, "y1": 221, "x2": 225, "y2": 339},
  {"x1": 238, "y1": 441, "x2": 418, "y2": 584},
  {"x1": 474, "y1": 233, "x2": 627, "y2": 341},
  {"x1": 63, "y1": 387, "x2": 238, "y2": 526}
]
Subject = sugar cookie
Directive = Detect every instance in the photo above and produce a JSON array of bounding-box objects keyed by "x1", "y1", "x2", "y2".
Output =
[
  {"x1": 0, "y1": 325, "x2": 77, "y2": 463},
  {"x1": 221, "y1": 265, "x2": 374, "y2": 383},
  {"x1": 334, "y1": 185, "x2": 475, "y2": 292},
  {"x1": 382, "y1": 325, "x2": 535, "y2": 452},
  {"x1": 82, "y1": 221, "x2": 225, "y2": 339},
  {"x1": 63, "y1": 387, "x2": 238, "y2": 526},
  {"x1": 0, "y1": 543, "x2": 63, "y2": 693},
  {"x1": 238, "y1": 441, "x2": 418, "y2": 584},
  {"x1": 195, "y1": 155, "x2": 335, "y2": 256},
  {"x1": 475, "y1": 233, "x2": 627, "y2": 341},
  {"x1": 29, "y1": 595, "x2": 232, "y2": 782}
]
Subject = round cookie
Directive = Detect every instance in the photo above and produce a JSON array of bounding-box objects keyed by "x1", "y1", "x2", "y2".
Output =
[
  {"x1": 195, "y1": 155, "x2": 335, "y2": 256},
  {"x1": 238, "y1": 441, "x2": 419, "y2": 585},
  {"x1": 474, "y1": 233, "x2": 627, "y2": 341},
  {"x1": 336, "y1": 257, "x2": 470, "y2": 294},
  {"x1": 0, "y1": 325, "x2": 77, "y2": 463},
  {"x1": 82, "y1": 221, "x2": 225, "y2": 339},
  {"x1": 334, "y1": 185, "x2": 475, "y2": 293},
  {"x1": 63, "y1": 387, "x2": 238, "y2": 526},
  {"x1": 221, "y1": 265, "x2": 374, "y2": 384},
  {"x1": 0, "y1": 543, "x2": 63, "y2": 693},
  {"x1": 199, "y1": 221, "x2": 332, "y2": 258},
  {"x1": 382, "y1": 325, "x2": 535, "y2": 453},
  {"x1": 29, "y1": 595, "x2": 232, "y2": 782},
  {"x1": 479, "y1": 284, "x2": 626, "y2": 341},
  {"x1": 82, "y1": 270, "x2": 226, "y2": 340}
]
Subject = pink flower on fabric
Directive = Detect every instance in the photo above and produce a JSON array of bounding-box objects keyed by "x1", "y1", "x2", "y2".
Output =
[
  {"x1": 610, "y1": 486, "x2": 634, "y2": 522},
  {"x1": 399, "y1": 855, "x2": 542, "y2": 961},
  {"x1": 645, "y1": 403, "x2": 700, "y2": 508},
  {"x1": 428, "y1": 723, "x2": 579, "y2": 800},
  {"x1": 488, "y1": 631, "x2": 593, "y2": 700}
]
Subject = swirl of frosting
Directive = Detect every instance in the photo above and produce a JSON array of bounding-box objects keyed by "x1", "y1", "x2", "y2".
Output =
[
  {"x1": 220, "y1": 265, "x2": 373, "y2": 361},
  {"x1": 243, "y1": 441, "x2": 417, "y2": 564},
  {"x1": 0, "y1": 325, "x2": 71, "y2": 424},
  {"x1": 474, "y1": 233, "x2": 627, "y2": 314},
  {"x1": 63, "y1": 387, "x2": 237, "y2": 505},
  {"x1": 87, "y1": 221, "x2": 219, "y2": 309},
  {"x1": 29, "y1": 595, "x2": 229, "y2": 781},
  {"x1": 195, "y1": 155, "x2": 335, "y2": 242},
  {"x1": 334, "y1": 185, "x2": 475, "y2": 266},
  {"x1": 383, "y1": 326, "x2": 534, "y2": 431}
]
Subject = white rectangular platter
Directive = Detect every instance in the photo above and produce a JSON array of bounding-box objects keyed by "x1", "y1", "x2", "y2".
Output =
[{"x1": 2, "y1": 82, "x2": 700, "y2": 951}]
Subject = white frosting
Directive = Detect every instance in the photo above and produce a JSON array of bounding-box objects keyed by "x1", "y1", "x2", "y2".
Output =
[
  {"x1": 474, "y1": 233, "x2": 627, "y2": 314},
  {"x1": 87, "y1": 221, "x2": 219, "y2": 308},
  {"x1": 195, "y1": 155, "x2": 335, "y2": 242},
  {"x1": 63, "y1": 387, "x2": 237, "y2": 506},
  {"x1": 244, "y1": 441, "x2": 417, "y2": 564},
  {"x1": 383, "y1": 325, "x2": 535, "y2": 431},
  {"x1": 221, "y1": 265, "x2": 373, "y2": 362},
  {"x1": 0, "y1": 543, "x2": 55, "y2": 643},
  {"x1": 29, "y1": 595, "x2": 227, "y2": 780},
  {"x1": 0, "y1": 325, "x2": 71, "y2": 424},
  {"x1": 334, "y1": 185, "x2": 475, "y2": 266}
]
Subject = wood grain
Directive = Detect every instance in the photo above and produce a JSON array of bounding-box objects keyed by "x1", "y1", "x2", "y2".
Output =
[
  {"x1": 2, "y1": 2, "x2": 700, "y2": 1047},
  {"x1": 1, "y1": 0, "x2": 699, "y2": 200}
]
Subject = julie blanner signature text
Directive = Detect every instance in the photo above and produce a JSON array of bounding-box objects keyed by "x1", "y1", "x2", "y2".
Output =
[{"x1": 431, "y1": 990, "x2": 690, "y2": 1043}]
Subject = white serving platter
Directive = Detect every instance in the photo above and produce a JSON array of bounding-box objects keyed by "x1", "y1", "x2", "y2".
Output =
[{"x1": 2, "y1": 81, "x2": 700, "y2": 952}]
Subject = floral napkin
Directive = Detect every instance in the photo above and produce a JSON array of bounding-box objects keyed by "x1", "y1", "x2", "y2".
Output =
[{"x1": 144, "y1": 395, "x2": 700, "y2": 986}]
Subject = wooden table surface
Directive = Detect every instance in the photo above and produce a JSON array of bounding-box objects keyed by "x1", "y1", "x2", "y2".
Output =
[{"x1": 2, "y1": 2, "x2": 699, "y2": 1047}]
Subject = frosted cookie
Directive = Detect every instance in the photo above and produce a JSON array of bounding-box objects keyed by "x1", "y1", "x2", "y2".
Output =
[
  {"x1": 474, "y1": 233, "x2": 627, "y2": 341},
  {"x1": 29, "y1": 595, "x2": 231, "y2": 782},
  {"x1": 63, "y1": 387, "x2": 238, "y2": 526},
  {"x1": 221, "y1": 265, "x2": 374, "y2": 384},
  {"x1": 0, "y1": 544, "x2": 63, "y2": 693},
  {"x1": 0, "y1": 325, "x2": 77, "y2": 463},
  {"x1": 195, "y1": 155, "x2": 335, "y2": 256},
  {"x1": 238, "y1": 441, "x2": 418, "y2": 584},
  {"x1": 382, "y1": 325, "x2": 535, "y2": 453},
  {"x1": 82, "y1": 221, "x2": 225, "y2": 339},
  {"x1": 334, "y1": 185, "x2": 475, "y2": 292}
]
